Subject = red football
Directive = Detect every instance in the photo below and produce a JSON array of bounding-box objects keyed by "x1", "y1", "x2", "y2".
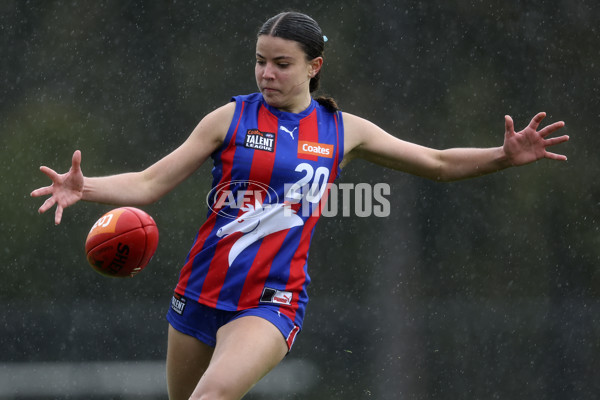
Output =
[{"x1": 85, "y1": 207, "x2": 159, "y2": 278}]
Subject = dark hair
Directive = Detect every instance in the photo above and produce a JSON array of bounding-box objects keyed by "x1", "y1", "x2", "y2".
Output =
[{"x1": 258, "y1": 12, "x2": 340, "y2": 112}]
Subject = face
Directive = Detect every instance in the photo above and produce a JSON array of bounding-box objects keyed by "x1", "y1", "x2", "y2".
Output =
[{"x1": 255, "y1": 35, "x2": 322, "y2": 113}]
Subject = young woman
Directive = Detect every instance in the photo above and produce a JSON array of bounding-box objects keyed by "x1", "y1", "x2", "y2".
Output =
[{"x1": 31, "y1": 12, "x2": 568, "y2": 400}]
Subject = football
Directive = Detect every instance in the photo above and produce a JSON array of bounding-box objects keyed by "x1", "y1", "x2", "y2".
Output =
[{"x1": 85, "y1": 207, "x2": 159, "y2": 277}]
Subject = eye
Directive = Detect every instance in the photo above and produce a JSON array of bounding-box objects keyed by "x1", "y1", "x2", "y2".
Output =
[{"x1": 256, "y1": 59, "x2": 266, "y2": 66}]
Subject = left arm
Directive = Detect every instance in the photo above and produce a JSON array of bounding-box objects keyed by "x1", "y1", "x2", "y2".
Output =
[{"x1": 342, "y1": 112, "x2": 569, "y2": 182}]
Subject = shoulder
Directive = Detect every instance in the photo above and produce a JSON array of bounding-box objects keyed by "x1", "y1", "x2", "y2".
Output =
[
  {"x1": 189, "y1": 102, "x2": 237, "y2": 145},
  {"x1": 340, "y1": 111, "x2": 423, "y2": 169},
  {"x1": 202, "y1": 102, "x2": 236, "y2": 129},
  {"x1": 340, "y1": 112, "x2": 381, "y2": 159},
  {"x1": 341, "y1": 111, "x2": 370, "y2": 128}
]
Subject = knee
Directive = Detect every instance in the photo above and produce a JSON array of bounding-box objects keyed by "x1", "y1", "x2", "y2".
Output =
[
  {"x1": 189, "y1": 385, "x2": 240, "y2": 400},
  {"x1": 189, "y1": 393, "x2": 234, "y2": 400}
]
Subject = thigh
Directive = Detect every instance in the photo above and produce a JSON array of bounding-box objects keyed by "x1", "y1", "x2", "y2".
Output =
[
  {"x1": 166, "y1": 324, "x2": 215, "y2": 400},
  {"x1": 190, "y1": 316, "x2": 288, "y2": 400}
]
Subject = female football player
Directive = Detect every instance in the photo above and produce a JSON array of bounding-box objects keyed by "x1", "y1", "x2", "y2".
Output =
[{"x1": 31, "y1": 11, "x2": 568, "y2": 400}]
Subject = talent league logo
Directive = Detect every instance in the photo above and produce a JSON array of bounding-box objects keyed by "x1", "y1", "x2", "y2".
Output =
[
  {"x1": 170, "y1": 293, "x2": 186, "y2": 315},
  {"x1": 244, "y1": 129, "x2": 275, "y2": 152}
]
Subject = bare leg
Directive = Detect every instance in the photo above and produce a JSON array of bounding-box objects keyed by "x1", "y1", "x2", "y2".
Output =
[
  {"x1": 190, "y1": 316, "x2": 288, "y2": 400},
  {"x1": 166, "y1": 324, "x2": 215, "y2": 400}
]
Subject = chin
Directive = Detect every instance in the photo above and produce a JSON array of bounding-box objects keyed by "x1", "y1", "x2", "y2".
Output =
[{"x1": 261, "y1": 91, "x2": 284, "y2": 106}]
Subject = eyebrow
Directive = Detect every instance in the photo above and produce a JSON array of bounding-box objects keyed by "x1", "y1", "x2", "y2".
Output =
[{"x1": 255, "y1": 53, "x2": 294, "y2": 61}]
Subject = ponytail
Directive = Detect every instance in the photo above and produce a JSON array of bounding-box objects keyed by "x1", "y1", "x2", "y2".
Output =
[{"x1": 315, "y1": 96, "x2": 340, "y2": 112}]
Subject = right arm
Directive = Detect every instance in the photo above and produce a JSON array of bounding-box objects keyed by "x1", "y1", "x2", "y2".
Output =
[{"x1": 31, "y1": 102, "x2": 235, "y2": 224}]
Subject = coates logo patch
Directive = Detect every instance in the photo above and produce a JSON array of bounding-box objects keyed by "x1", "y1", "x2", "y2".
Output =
[
  {"x1": 298, "y1": 140, "x2": 333, "y2": 158},
  {"x1": 244, "y1": 129, "x2": 275, "y2": 152},
  {"x1": 260, "y1": 288, "x2": 293, "y2": 305}
]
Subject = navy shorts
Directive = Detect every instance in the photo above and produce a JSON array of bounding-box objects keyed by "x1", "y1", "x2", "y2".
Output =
[{"x1": 166, "y1": 293, "x2": 301, "y2": 351}]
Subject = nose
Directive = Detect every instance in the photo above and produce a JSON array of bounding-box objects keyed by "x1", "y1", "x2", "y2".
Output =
[{"x1": 262, "y1": 62, "x2": 275, "y2": 80}]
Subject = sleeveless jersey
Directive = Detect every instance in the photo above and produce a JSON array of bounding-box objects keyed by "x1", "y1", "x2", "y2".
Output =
[{"x1": 174, "y1": 93, "x2": 344, "y2": 328}]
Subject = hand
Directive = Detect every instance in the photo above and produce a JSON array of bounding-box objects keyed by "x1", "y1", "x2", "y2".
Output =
[
  {"x1": 31, "y1": 150, "x2": 84, "y2": 225},
  {"x1": 503, "y1": 112, "x2": 569, "y2": 166}
]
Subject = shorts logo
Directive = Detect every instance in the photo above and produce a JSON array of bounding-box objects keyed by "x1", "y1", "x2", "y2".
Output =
[
  {"x1": 171, "y1": 293, "x2": 186, "y2": 315},
  {"x1": 244, "y1": 129, "x2": 275, "y2": 152},
  {"x1": 298, "y1": 140, "x2": 333, "y2": 158},
  {"x1": 260, "y1": 288, "x2": 293, "y2": 305}
]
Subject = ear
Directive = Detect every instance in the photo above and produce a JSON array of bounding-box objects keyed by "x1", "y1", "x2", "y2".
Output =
[{"x1": 308, "y1": 57, "x2": 323, "y2": 78}]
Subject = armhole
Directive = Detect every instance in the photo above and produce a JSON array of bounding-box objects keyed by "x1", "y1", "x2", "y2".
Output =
[
  {"x1": 336, "y1": 110, "x2": 345, "y2": 174},
  {"x1": 211, "y1": 98, "x2": 244, "y2": 161},
  {"x1": 223, "y1": 96, "x2": 244, "y2": 147}
]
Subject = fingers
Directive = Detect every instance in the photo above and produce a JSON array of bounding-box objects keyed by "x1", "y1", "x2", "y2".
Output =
[
  {"x1": 34, "y1": 190, "x2": 65, "y2": 224},
  {"x1": 538, "y1": 120, "x2": 566, "y2": 138},
  {"x1": 33, "y1": 150, "x2": 82, "y2": 225},
  {"x1": 504, "y1": 115, "x2": 514, "y2": 135},
  {"x1": 542, "y1": 132, "x2": 569, "y2": 161},
  {"x1": 39, "y1": 165, "x2": 59, "y2": 181},
  {"x1": 544, "y1": 134, "x2": 570, "y2": 146},
  {"x1": 528, "y1": 112, "x2": 547, "y2": 130},
  {"x1": 72, "y1": 150, "x2": 81, "y2": 171},
  {"x1": 544, "y1": 151, "x2": 568, "y2": 161},
  {"x1": 520, "y1": 113, "x2": 566, "y2": 140},
  {"x1": 30, "y1": 185, "x2": 53, "y2": 198},
  {"x1": 38, "y1": 196, "x2": 56, "y2": 214},
  {"x1": 55, "y1": 205, "x2": 64, "y2": 225}
]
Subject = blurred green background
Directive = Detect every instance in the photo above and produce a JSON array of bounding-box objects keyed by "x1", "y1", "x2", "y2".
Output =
[{"x1": 1, "y1": 0, "x2": 598, "y2": 399}]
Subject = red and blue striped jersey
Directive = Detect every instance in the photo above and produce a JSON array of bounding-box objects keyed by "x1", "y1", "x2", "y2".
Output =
[{"x1": 174, "y1": 93, "x2": 344, "y2": 328}]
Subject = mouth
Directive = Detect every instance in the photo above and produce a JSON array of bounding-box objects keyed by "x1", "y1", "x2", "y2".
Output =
[{"x1": 261, "y1": 87, "x2": 279, "y2": 93}]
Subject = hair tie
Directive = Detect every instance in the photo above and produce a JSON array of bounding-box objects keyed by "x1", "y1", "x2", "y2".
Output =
[{"x1": 323, "y1": 35, "x2": 328, "y2": 43}]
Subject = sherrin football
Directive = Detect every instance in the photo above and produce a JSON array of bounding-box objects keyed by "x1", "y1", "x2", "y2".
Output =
[{"x1": 85, "y1": 207, "x2": 159, "y2": 278}]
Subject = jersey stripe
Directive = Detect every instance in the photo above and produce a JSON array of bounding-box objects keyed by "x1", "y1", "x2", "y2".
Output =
[
  {"x1": 297, "y1": 109, "x2": 319, "y2": 161},
  {"x1": 179, "y1": 101, "x2": 246, "y2": 301},
  {"x1": 278, "y1": 109, "x2": 319, "y2": 321},
  {"x1": 236, "y1": 229, "x2": 288, "y2": 309},
  {"x1": 219, "y1": 103, "x2": 280, "y2": 308},
  {"x1": 279, "y1": 108, "x2": 342, "y2": 322}
]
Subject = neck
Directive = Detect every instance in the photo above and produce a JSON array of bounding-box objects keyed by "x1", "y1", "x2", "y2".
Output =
[{"x1": 279, "y1": 93, "x2": 313, "y2": 114}]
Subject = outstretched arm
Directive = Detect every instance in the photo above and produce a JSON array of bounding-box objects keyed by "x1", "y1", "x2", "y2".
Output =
[
  {"x1": 342, "y1": 112, "x2": 569, "y2": 181},
  {"x1": 31, "y1": 102, "x2": 234, "y2": 224}
]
